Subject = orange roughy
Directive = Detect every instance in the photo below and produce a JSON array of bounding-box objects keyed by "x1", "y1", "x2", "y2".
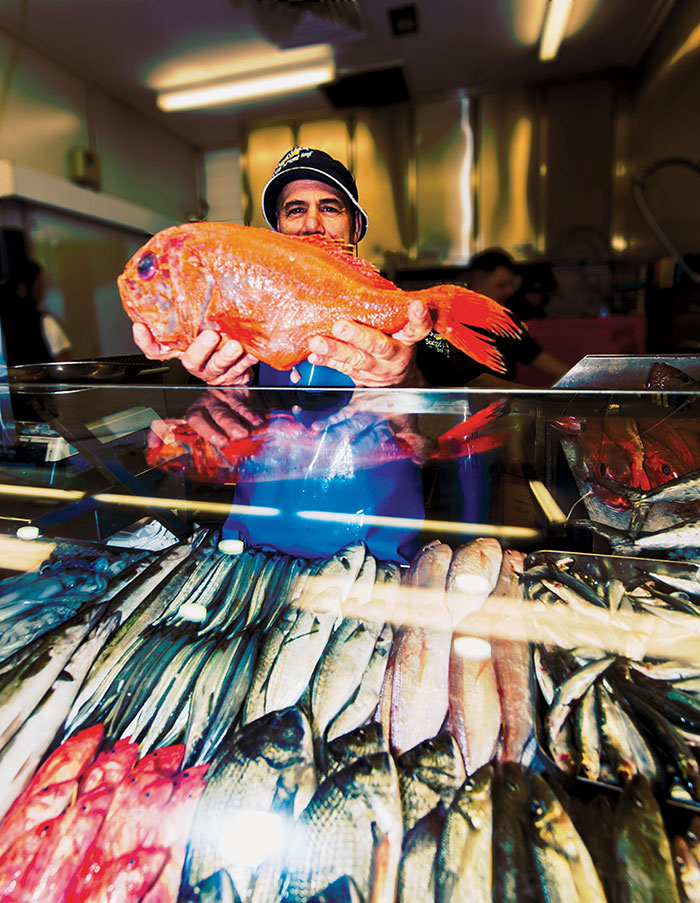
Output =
[{"x1": 118, "y1": 223, "x2": 523, "y2": 374}]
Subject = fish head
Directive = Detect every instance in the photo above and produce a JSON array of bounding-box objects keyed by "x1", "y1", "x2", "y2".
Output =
[{"x1": 119, "y1": 225, "x2": 218, "y2": 353}]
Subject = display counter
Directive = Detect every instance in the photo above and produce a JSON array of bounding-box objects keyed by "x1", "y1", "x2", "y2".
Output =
[{"x1": 0, "y1": 371, "x2": 699, "y2": 902}]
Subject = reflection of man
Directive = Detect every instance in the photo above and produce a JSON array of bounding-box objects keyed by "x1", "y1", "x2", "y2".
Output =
[
  {"x1": 134, "y1": 147, "x2": 431, "y2": 389},
  {"x1": 149, "y1": 387, "x2": 427, "y2": 562}
]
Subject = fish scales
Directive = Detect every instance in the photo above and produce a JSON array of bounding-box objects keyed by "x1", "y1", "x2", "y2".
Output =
[
  {"x1": 281, "y1": 752, "x2": 402, "y2": 903},
  {"x1": 390, "y1": 541, "x2": 453, "y2": 756},
  {"x1": 119, "y1": 223, "x2": 522, "y2": 374},
  {"x1": 397, "y1": 804, "x2": 446, "y2": 903},
  {"x1": 435, "y1": 764, "x2": 493, "y2": 903},
  {"x1": 182, "y1": 707, "x2": 315, "y2": 901},
  {"x1": 396, "y1": 732, "x2": 466, "y2": 833},
  {"x1": 614, "y1": 775, "x2": 681, "y2": 903}
]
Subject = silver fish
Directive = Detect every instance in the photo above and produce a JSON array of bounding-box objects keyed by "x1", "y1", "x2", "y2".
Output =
[
  {"x1": 436, "y1": 764, "x2": 493, "y2": 903},
  {"x1": 183, "y1": 707, "x2": 316, "y2": 901},
  {"x1": 397, "y1": 731, "x2": 466, "y2": 833},
  {"x1": 0, "y1": 613, "x2": 118, "y2": 821},
  {"x1": 614, "y1": 775, "x2": 681, "y2": 903},
  {"x1": 326, "y1": 622, "x2": 393, "y2": 744},
  {"x1": 398, "y1": 804, "x2": 446, "y2": 903},
  {"x1": 529, "y1": 775, "x2": 607, "y2": 903},
  {"x1": 282, "y1": 752, "x2": 402, "y2": 903},
  {"x1": 323, "y1": 722, "x2": 387, "y2": 777}
]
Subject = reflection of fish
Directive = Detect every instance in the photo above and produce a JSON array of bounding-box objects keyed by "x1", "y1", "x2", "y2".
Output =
[
  {"x1": 146, "y1": 401, "x2": 511, "y2": 487},
  {"x1": 119, "y1": 223, "x2": 521, "y2": 373},
  {"x1": 557, "y1": 410, "x2": 700, "y2": 511}
]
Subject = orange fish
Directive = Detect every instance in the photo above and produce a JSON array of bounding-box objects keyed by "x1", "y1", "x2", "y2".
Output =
[{"x1": 118, "y1": 223, "x2": 522, "y2": 373}]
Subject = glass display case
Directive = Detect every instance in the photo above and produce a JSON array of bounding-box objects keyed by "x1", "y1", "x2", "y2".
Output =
[{"x1": 1, "y1": 369, "x2": 699, "y2": 902}]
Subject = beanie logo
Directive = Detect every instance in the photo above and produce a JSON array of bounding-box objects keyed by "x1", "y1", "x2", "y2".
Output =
[{"x1": 273, "y1": 147, "x2": 313, "y2": 175}]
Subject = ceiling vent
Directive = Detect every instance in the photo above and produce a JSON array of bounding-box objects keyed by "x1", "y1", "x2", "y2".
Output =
[
  {"x1": 322, "y1": 66, "x2": 410, "y2": 108},
  {"x1": 388, "y1": 4, "x2": 419, "y2": 37},
  {"x1": 241, "y1": 0, "x2": 365, "y2": 49}
]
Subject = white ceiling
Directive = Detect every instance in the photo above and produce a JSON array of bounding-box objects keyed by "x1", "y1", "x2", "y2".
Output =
[{"x1": 0, "y1": 0, "x2": 670, "y2": 148}]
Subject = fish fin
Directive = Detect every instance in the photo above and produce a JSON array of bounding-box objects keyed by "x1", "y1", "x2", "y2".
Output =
[
  {"x1": 288, "y1": 235, "x2": 400, "y2": 289},
  {"x1": 417, "y1": 285, "x2": 522, "y2": 373}
]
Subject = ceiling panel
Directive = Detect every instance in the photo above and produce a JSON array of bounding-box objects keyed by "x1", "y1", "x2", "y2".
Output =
[{"x1": 0, "y1": 0, "x2": 670, "y2": 148}]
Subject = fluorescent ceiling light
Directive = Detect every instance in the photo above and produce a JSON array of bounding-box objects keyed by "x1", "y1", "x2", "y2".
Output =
[
  {"x1": 539, "y1": 0, "x2": 574, "y2": 62},
  {"x1": 157, "y1": 57, "x2": 335, "y2": 111}
]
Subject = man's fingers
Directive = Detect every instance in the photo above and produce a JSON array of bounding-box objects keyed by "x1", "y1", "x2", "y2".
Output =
[
  {"x1": 392, "y1": 301, "x2": 432, "y2": 344},
  {"x1": 132, "y1": 323, "x2": 172, "y2": 361}
]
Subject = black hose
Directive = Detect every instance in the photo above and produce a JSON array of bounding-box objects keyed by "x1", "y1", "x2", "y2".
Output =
[{"x1": 632, "y1": 155, "x2": 700, "y2": 285}]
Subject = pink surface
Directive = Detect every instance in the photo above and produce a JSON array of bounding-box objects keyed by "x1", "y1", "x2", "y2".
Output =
[{"x1": 515, "y1": 314, "x2": 647, "y2": 386}]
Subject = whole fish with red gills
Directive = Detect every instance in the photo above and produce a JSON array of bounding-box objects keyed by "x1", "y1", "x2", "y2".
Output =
[{"x1": 118, "y1": 223, "x2": 522, "y2": 374}]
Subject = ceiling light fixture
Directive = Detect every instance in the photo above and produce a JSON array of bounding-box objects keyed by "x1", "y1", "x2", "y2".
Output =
[
  {"x1": 157, "y1": 52, "x2": 335, "y2": 112},
  {"x1": 539, "y1": 0, "x2": 574, "y2": 62}
]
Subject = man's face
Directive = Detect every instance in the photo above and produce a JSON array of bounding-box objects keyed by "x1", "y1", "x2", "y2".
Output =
[
  {"x1": 276, "y1": 179, "x2": 360, "y2": 244},
  {"x1": 470, "y1": 265, "x2": 518, "y2": 304}
]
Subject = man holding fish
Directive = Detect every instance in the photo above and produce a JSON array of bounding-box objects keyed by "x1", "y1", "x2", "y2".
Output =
[{"x1": 133, "y1": 146, "x2": 433, "y2": 388}]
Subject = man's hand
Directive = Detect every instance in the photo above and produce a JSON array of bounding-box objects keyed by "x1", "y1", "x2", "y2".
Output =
[
  {"x1": 133, "y1": 324, "x2": 258, "y2": 386},
  {"x1": 184, "y1": 388, "x2": 264, "y2": 447},
  {"x1": 306, "y1": 300, "x2": 432, "y2": 387}
]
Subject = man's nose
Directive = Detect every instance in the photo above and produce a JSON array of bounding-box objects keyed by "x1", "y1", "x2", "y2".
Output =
[{"x1": 301, "y1": 209, "x2": 324, "y2": 234}]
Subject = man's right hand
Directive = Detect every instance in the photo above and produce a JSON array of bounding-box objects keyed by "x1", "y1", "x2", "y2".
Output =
[{"x1": 133, "y1": 324, "x2": 258, "y2": 386}]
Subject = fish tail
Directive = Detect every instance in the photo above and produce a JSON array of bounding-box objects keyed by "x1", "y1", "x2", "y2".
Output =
[{"x1": 414, "y1": 285, "x2": 523, "y2": 373}]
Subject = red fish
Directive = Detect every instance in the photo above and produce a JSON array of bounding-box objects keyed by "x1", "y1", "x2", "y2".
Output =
[
  {"x1": 11, "y1": 725, "x2": 103, "y2": 809},
  {"x1": 17, "y1": 786, "x2": 112, "y2": 903},
  {"x1": 0, "y1": 725, "x2": 103, "y2": 861},
  {"x1": 133, "y1": 744, "x2": 185, "y2": 777},
  {"x1": 118, "y1": 223, "x2": 522, "y2": 374},
  {"x1": 71, "y1": 847, "x2": 168, "y2": 903},
  {"x1": 0, "y1": 819, "x2": 56, "y2": 902},
  {"x1": 141, "y1": 764, "x2": 209, "y2": 903},
  {"x1": 67, "y1": 772, "x2": 174, "y2": 900},
  {"x1": 80, "y1": 739, "x2": 140, "y2": 795},
  {"x1": 553, "y1": 417, "x2": 646, "y2": 509},
  {"x1": 0, "y1": 777, "x2": 77, "y2": 860}
]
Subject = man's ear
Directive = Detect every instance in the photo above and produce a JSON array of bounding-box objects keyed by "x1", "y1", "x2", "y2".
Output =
[{"x1": 353, "y1": 211, "x2": 362, "y2": 244}]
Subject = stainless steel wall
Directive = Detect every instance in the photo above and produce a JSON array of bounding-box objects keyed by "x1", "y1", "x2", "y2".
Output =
[{"x1": 241, "y1": 77, "x2": 616, "y2": 268}]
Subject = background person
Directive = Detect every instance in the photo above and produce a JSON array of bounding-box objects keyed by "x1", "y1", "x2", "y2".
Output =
[
  {"x1": 133, "y1": 147, "x2": 432, "y2": 388},
  {"x1": 417, "y1": 248, "x2": 568, "y2": 386}
]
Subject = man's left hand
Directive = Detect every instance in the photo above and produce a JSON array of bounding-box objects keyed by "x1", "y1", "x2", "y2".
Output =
[{"x1": 306, "y1": 300, "x2": 432, "y2": 387}]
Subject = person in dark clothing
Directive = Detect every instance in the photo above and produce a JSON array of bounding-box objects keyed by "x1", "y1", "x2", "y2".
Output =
[
  {"x1": 0, "y1": 259, "x2": 52, "y2": 366},
  {"x1": 417, "y1": 249, "x2": 568, "y2": 386}
]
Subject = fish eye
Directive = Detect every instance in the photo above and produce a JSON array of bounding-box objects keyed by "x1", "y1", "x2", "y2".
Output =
[
  {"x1": 137, "y1": 251, "x2": 157, "y2": 280},
  {"x1": 599, "y1": 463, "x2": 607, "y2": 475},
  {"x1": 662, "y1": 464, "x2": 671, "y2": 475}
]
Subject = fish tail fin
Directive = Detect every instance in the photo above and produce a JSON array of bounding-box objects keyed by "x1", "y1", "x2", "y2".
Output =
[{"x1": 415, "y1": 286, "x2": 523, "y2": 374}]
